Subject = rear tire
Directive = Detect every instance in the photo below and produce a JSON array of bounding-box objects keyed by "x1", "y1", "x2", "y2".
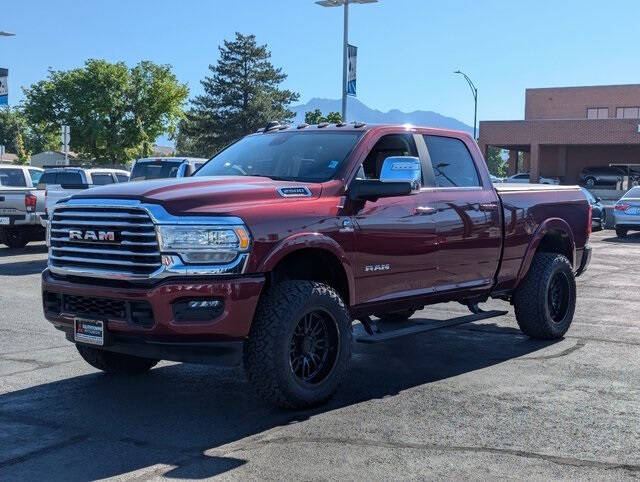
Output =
[
  {"x1": 243, "y1": 280, "x2": 352, "y2": 409},
  {"x1": 513, "y1": 252, "x2": 576, "y2": 340},
  {"x1": 374, "y1": 309, "x2": 416, "y2": 323},
  {"x1": 76, "y1": 345, "x2": 159, "y2": 374},
  {"x1": 3, "y1": 229, "x2": 28, "y2": 249},
  {"x1": 616, "y1": 227, "x2": 628, "y2": 238}
]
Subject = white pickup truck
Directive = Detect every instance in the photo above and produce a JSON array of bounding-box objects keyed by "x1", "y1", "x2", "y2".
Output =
[
  {"x1": 0, "y1": 165, "x2": 46, "y2": 248},
  {"x1": 39, "y1": 167, "x2": 130, "y2": 226}
]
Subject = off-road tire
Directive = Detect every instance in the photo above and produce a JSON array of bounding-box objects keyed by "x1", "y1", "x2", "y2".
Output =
[
  {"x1": 76, "y1": 345, "x2": 159, "y2": 374},
  {"x1": 616, "y1": 227, "x2": 628, "y2": 238},
  {"x1": 3, "y1": 229, "x2": 28, "y2": 249},
  {"x1": 375, "y1": 309, "x2": 416, "y2": 323},
  {"x1": 513, "y1": 253, "x2": 576, "y2": 340},
  {"x1": 243, "y1": 280, "x2": 352, "y2": 409}
]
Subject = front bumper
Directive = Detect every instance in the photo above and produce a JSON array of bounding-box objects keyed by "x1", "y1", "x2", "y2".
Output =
[
  {"x1": 575, "y1": 244, "x2": 592, "y2": 278},
  {"x1": 42, "y1": 269, "x2": 265, "y2": 364}
]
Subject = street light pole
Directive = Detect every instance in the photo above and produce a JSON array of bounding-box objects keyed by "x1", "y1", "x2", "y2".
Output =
[
  {"x1": 341, "y1": 0, "x2": 349, "y2": 122},
  {"x1": 454, "y1": 70, "x2": 478, "y2": 140},
  {"x1": 316, "y1": 0, "x2": 377, "y2": 123}
]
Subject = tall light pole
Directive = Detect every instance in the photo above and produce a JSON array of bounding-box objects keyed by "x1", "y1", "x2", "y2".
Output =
[
  {"x1": 454, "y1": 70, "x2": 478, "y2": 139},
  {"x1": 316, "y1": 0, "x2": 377, "y2": 122}
]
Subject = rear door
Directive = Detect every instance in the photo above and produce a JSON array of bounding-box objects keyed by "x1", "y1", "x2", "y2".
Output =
[{"x1": 421, "y1": 134, "x2": 502, "y2": 293}]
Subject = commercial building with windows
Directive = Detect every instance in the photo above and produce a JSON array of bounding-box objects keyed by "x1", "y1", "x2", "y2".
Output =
[{"x1": 478, "y1": 84, "x2": 640, "y2": 184}]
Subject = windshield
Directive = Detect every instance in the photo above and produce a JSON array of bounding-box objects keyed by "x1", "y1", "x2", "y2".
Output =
[
  {"x1": 130, "y1": 161, "x2": 182, "y2": 181},
  {"x1": 196, "y1": 131, "x2": 363, "y2": 183},
  {"x1": 623, "y1": 187, "x2": 640, "y2": 198}
]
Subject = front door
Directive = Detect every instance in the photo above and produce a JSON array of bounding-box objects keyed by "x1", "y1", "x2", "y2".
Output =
[{"x1": 349, "y1": 133, "x2": 438, "y2": 305}]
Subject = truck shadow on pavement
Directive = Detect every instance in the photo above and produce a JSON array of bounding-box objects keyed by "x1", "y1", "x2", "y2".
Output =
[
  {"x1": 0, "y1": 259, "x2": 47, "y2": 276},
  {"x1": 0, "y1": 324, "x2": 557, "y2": 479},
  {"x1": 601, "y1": 232, "x2": 640, "y2": 243},
  {"x1": 0, "y1": 244, "x2": 48, "y2": 257}
]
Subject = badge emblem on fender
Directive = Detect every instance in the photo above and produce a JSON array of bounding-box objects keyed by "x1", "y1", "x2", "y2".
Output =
[{"x1": 364, "y1": 264, "x2": 391, "y2": 272}]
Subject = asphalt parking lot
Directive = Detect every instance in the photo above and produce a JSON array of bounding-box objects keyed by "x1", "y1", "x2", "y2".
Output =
[{"x1": 1, "y1": 230, "x2": 639, "y2": 480}]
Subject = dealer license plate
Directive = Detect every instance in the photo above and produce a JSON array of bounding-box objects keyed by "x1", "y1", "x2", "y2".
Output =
[
  {"x1": 74, "y1": 318, "x2": 104, "y2": 346},
  {"x1": 0, "y1": 217, "x2": 9, "y2": 225}
]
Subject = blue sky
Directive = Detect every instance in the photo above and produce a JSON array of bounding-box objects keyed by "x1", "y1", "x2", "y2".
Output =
[{"x1": 3, "y1": 0, "x2": 640, "y2": 129}]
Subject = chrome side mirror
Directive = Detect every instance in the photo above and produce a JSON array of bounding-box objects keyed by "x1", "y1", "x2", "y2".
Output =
[{"x1": 379, "y1": 156, "x2": 422, "y2": 193}]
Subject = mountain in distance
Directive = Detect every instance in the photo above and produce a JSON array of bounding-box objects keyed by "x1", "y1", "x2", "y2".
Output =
[{"x1": 291, "y1": 97, "x2": 473, "y2": 134}]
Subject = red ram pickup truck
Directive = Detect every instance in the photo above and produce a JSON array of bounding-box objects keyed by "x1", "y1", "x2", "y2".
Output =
[{"x1": 42, "y1": 124, "x2": 592, "y2": 408}]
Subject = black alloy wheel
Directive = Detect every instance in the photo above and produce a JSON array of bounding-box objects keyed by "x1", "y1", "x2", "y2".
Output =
[
  {"x1": 547, "y1": 271, "x2": 571, "y2": 322},
  {"x1": 289, "y1": 309, "x2": 339, "y2": 384}
]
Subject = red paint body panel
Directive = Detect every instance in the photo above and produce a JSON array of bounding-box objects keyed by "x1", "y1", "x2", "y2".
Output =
[
  {"x1": 42, "y1": 270, "x2": 264, "y2": 339},
  {"x1": 43, "y1": 124, "x2": 591, "y2": 353}
]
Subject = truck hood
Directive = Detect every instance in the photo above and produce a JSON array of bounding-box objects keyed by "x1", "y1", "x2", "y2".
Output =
[{"x1": 72, "y1": 176, "x2": 322, "y2": 214}]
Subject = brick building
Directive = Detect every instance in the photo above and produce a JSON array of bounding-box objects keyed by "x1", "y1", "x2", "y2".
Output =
[{"x1": 478, "y1": 84, "x2": 640, "y2": 184}]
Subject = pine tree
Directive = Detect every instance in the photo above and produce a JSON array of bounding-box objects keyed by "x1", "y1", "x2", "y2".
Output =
[{"x1": 181, "y1": 33, "x2": 299, "y2": 156}]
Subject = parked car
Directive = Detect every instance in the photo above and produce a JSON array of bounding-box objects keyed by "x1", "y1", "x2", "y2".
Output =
[
  {"x1": 490, "y1": 174, "x2": 504, "y2": 183},
  {"x1": 42, "y1": 124, "x2": 591, "y2": 409},
  {"x1": 0, "y1": 165, "x2": 45, "y2": 248},
  {"x1": 38, "y1": 167, "x2": 130, "y2": 226},
  {"x1": 581, "y1": 187, "x2": 606, "y2": 231},
  {"x1": 579, "y1": 166, "x2": 630, "y2": 188},
  {"x1": 504, "y1": 173, "x2": 560, "y2": 185},
  {"x1": 613, "y1": 186, "x2": 640, "y2": 238},
  {"x1": 129, "y1": 157, "x2": 207, "y2": 181}
]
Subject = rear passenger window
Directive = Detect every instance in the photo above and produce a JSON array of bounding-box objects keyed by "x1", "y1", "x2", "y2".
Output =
[
  {"x1": 424, "y1": 135, "x2": 480, "y2": 188},
  {"x1": 91, "y1": 173, "x2": 114, "y2": 185},
  {"x1": 115, "y1": 174, "x2": 129, "y2": 183}
]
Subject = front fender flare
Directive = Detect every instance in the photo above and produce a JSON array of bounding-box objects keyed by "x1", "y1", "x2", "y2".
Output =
[{"x1": 257, "y1": 233, "x2": 356, "y2": 306}]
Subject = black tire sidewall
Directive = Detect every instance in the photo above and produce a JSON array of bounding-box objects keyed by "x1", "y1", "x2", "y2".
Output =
[
  {"x1": 245, "y1": 281, "x2": 352, "y2": 408},
  {"x1": 5, "y1": 229, "x2": 28, "y2": 249},
  {"x1": 540, "y1": 260, "x2": 576, "y2": 337},
  {"x1": 276, "y1": 289, "x2": 350, "y2": 403}
]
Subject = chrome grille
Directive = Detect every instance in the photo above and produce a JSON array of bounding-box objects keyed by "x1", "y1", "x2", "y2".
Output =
[{"x1": 49, "y1": 206, "x2": 161, "y2": 277}]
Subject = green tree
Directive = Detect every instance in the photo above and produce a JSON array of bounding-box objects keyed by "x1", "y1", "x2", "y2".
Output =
[
  {"x1": 0, "y1": 107, "x2": 26, "y2": 154},
  {"x1": 180, "y1": 33, "x2": 299, "y2": 156},
  {"x1": 485, "y1": 146, "x2": 506, "y2": 177},
  {"x1": 304, "y1": 109, "x2": 342, "y2": 125},
  {"x1": 14, "y1": 131, "x2": 29, "y2": 165},
  {"x1": 22, "y1": 59, "x2": 188, "y2": 164}
]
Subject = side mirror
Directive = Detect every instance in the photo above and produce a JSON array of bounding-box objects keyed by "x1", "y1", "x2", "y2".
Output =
[
  {"x1": 379, "y1": 156, "x2": 422, "y2": 193},
  {"x1": 176, "y1": 163, "x2": 191, "y2": 178},
  {"x1": 348, "y1": 179, "x2": 412, "y2": 202},
  {"x1": 595, "y1": 196, "x2": 601, "y2": 203}
]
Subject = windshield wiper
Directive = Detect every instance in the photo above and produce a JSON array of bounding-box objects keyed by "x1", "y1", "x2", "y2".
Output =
[{"x1": 250, "y1": 174, "x2": 295, "y2": 182}]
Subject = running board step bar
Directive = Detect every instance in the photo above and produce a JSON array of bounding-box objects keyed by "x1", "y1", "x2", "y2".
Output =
[{"x1": 355, "y1": 310, "x2": 508, "y2": 344}]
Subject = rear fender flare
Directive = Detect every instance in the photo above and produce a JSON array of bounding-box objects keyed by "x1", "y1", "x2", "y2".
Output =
[
  {"x1": 257, "y1": 233, "x2": 355, "y2": 305},
  {"x1": 515, "y1": 218, "x2": 576, "y2": 288}
]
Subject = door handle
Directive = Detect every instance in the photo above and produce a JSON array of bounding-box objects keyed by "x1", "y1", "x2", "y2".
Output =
[{"x1": 414, "y1": 206, "x2": 436, "y2": 215}]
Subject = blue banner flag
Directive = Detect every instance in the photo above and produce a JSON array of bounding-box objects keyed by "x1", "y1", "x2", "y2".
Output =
[{"x1": 347, "y1": 44, "x2": 357, "y2": 97}]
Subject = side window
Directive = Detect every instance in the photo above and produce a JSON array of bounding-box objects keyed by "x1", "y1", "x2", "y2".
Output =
[
  {"x1": 29, "y1": 169, "x2": 43, "y2": 185},
  {"x1": 91, "y1": 173, "x2": 115, "y2": 185},
  {"x1": 424, "y1": 135, "x2": 480, "y2": 188},
  {"x1": 361, "y1": 134, "x2": 419, "y2": 180},
  {"x1": 115, "y1": 174, "x2": 129, "y2": 183}
]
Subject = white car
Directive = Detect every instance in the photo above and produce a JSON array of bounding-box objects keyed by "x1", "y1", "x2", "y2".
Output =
[
  {"x1": 505, "y1": 173, "x2": 560, "y2": 185},
  {"x1": 39, "y1": 167, "x2": 130, "y2": 226}
]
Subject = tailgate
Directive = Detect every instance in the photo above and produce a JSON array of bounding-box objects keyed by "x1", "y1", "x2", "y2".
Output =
[{"x1": 0, "y1": 189, "x2": 29, "y2": 225}]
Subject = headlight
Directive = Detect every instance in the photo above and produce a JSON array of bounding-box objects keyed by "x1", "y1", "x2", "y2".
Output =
[{"x1": 157, "y1": 225, "x2": 250, "y2": 264}]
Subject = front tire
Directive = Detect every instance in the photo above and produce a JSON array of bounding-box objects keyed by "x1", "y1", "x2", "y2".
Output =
[
  {"x1": 243, "y1": 280, "x2": 352, "y2": 409},
  {"x1": 513, "y1": 253, "x2": 576, "y2": 340},
  {"x1": 76, "y1": 345, "x2": 159, "y2": 374},
  {"x1": 585, "y1": 177, "x2": 596, "y2": 188}
]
